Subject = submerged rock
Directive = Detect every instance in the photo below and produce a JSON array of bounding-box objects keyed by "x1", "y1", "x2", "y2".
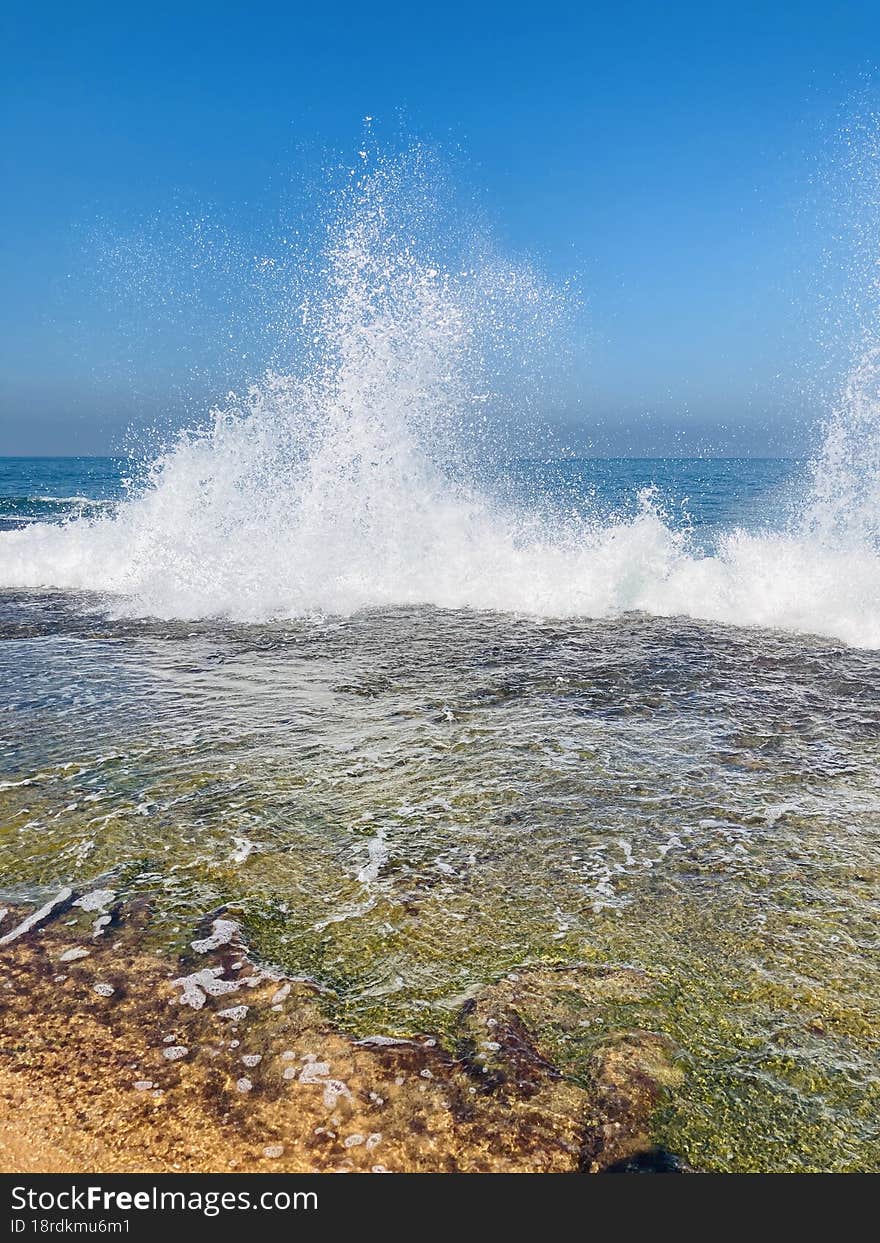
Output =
[
  {"x1": 581, "y1": 1031, "x2": 684, "y2": 1172},
  {"x1": 0, "y1": 898, "x2": 687, "y2": 1174}
]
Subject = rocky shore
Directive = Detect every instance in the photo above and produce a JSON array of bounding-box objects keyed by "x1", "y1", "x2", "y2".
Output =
[{"x1": 0, "y1": 890, "x2": 684, "y2": 1173}]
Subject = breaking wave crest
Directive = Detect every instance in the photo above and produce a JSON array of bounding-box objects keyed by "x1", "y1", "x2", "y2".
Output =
[{"x1": 1, "y1": 151, "x2": 879, "y2": 647}]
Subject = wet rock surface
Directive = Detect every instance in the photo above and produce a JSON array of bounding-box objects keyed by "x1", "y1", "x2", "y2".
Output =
[{"x1": 0, "y1": 896, "x2": 684, "y2": 1173}]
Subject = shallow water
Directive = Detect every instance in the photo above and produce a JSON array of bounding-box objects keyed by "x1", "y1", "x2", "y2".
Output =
[{"x1": 1, "y1": 581, "x2": 878, "y2": 1171}]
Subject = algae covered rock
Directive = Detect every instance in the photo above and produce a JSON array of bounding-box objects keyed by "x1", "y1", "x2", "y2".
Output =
[{"x1": 0, "y1": 895, "x2": 686, "y2": 1173}]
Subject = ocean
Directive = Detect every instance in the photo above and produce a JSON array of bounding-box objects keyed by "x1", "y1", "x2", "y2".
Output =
[
  {"x1": 0, "y1": 158, "x2": 878, "y2": 1171},
  {"x1": 0, "y1": 451, "x2": 878, "y2": 1171}
]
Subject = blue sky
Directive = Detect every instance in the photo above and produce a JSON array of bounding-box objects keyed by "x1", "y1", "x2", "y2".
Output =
[{"x1": 2, "y1": 0, "x2": 880, "y2": 456}]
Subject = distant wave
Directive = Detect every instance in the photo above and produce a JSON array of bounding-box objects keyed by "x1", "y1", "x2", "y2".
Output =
[{"x1": 0, "y1": 496, "x2": 113, "y2": 510}]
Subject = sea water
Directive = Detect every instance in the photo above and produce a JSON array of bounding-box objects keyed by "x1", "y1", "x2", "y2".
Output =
[{"x1": 0, "y1": 152, "x2": 878, "y2": 1172}]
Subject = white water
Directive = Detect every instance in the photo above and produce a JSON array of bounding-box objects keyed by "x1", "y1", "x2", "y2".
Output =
[{"x1": 2, "y1": 154, "x2": 880, "y2": 647}]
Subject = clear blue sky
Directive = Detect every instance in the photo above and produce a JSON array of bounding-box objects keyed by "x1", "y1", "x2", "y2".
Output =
[{"x1": 2, "y1": 0, "x2": 879, "y2": 456}]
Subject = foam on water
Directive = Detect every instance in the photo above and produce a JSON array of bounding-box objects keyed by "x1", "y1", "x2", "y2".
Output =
[{"x1": 1, "y1": 152, "x2": 880, "y2": 647}]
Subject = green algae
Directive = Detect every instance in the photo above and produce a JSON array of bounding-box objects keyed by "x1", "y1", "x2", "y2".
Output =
[{"x1": 2, "y1": 609, "x2": 879, "y2": 1171}]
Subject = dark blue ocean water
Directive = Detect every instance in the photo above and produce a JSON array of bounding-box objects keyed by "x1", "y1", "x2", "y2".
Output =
[
  {"x1": 0, "y1": 457, "x2": 126, "y2": 530},
  {"x1": 0, "y1": 455, "x2": 800, "y2": 544}
]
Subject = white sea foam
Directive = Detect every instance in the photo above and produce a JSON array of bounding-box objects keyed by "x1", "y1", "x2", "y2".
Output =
[{"x1": 1, "y1": 153, "x2": 879, "y2": 647}]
